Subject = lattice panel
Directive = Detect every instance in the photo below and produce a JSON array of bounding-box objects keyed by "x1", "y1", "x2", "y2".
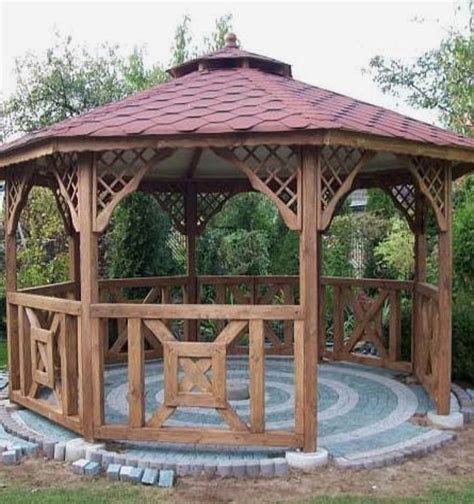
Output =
[
  {"x1": 213, "y1": 145, "x2": 301, "y2": 230},
  {"x1": 196, "y1": 191, "x2": 237, "y2": 233},
  {"x1": 48, "y1": 152, "x2": 80, "y2": 232},
  {"x1": 384, "y1": 184, "x2": 416, "y2": 231},
  {"x1": 406, "y1": 156, "x2": 450, "y2": 231},
  {"x1": 153, "y1": 184, "x2": 186, "y2": 234},
  {"x1": 6, "y1": 171, "x2": 32, "y2": 235},
  {"x1": 95, "y1": 147, "x2": 163, "y2": 231}
]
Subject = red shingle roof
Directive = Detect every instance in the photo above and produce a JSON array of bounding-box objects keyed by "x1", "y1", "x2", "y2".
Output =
[{"x1": 1, "y1": 41, "x2": 473, "y2": 158}]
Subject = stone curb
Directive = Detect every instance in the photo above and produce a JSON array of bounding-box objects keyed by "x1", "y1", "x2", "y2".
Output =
[
  {"x1": 333, "y1": 430, "x2": 457, "y2": 469},
  {"x1": 451, "y1": 383, "x2": 474, "y2": 423}
]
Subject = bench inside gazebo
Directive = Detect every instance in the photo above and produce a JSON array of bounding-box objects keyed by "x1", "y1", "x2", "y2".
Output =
[{"x1": 1, "y1": 33, "x2": 473, "y2": 457}]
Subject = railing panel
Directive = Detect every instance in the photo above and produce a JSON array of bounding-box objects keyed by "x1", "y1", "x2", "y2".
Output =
[
  {"x1": 8, "y1": 292, "x2": 82, "y2": 432},
  {"x1": 322, "y1": 277, "x2": 413, "y2": 373}
]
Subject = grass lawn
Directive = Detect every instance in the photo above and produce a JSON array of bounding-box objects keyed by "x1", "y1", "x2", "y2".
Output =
[
  {"x1": 0, "y1": 339, "x2": 6, "y2": 369},
  {"x1": 0, "y1": 482, "x2": 473, "y2": 503}
]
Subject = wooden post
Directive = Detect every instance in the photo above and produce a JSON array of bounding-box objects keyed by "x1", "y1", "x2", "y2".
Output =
[
  {"x1": 78, "y1": 153, "x2": 101, "y2": 440},
  {"x1": 436, "y1": 166, "x2": 452, "y2": 415},
  {"x1": 412, "y1": 195, "x2": 427, "y2": 377},
  {"x1": 5, "y1": 184, "x2": 20, "y2": 392},
  {"x1": 68, "y1": 231, "x2": 81, "y2": 300},
  {"x1": 128, "y1": 318, "x2": 145, "y2": 427},
  {"x1": 299, "y1": 145, "x2": 320, "y2": 452},
  {"x1": 185, "y1": 183, "x2": 198, "y2": 342}
]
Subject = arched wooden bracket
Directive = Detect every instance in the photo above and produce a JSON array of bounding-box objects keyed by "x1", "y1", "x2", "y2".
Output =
[
  {"x1": 212, "y1": 145, "x2": 301, "y2": 230},
  {"x1": 6, "y1": 170, "x2": 33, "y2": 236},
  {"x1": 94, "y1": 147, "x2": 175, "y2": 232},
  {"x1": 319, "y1": 146, "x2": 374, "y2": 231},
  {"x1": 382, "y1": 184, "x2": 416, "y2": 232},
  {"x1": 153, "y1": 183, "x2": 187, "y2": 234},
  {"x1": 403, "y1": 156, "x2": 452, "y2": 232},
  {"x1": 47, "y1": 153, "x2": 80, "y2": 232},
  {"x1": 52, "y1": 186, "x2": 75, "y2": 236}
]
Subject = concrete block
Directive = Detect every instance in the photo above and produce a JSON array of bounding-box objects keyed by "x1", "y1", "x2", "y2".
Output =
[
  {"x1": 53, "y1": 443, "x2": 66, "y2": 461},
  {"x1": 190, "y1": 463, "x2": 204, "y2": 476},
  {"x1": 2, "y1": 450, "x2": 19, "y2": 465},
  {"x1": 71, "y1": 458, "x2": 90, "y2": 475},
  {"x1": 141, "y1": 467, "x2": 159, "y2": 485},
  {"x1": 231, "y1": 461, "x2": 246, "y2": 478},
  {"x1": 125, "y1": 456, "x2": 138, "y2": 467},
  {"x1": 137, "y1": 458, "x2": 151, "y2": 469},
  {"x1": 286, "y1": 449, "x2": 329, "y2": 471},
  {"x1": 158, "y1": 469, "x2": 175, "y2": 487},
  {"x1": 84, "y1": 461, "x2": 101, "y2": 476},
  {"x1": 24, "y1": 444, "x2": 39, "y2": 457},
  {"x1": 43, "y1": 440, "x2": 56, "y2": 460},
  {"x1": 106, "y1": 464, "x2": 121, "y2": 481},
  {"x1": 273, "y1": 457, "x2": 289, "y2": 476},
  {"x1": 176, "y1": 463, "x2": 190, "y2": 476},
  {"x1": 88, "y1": 450, "x2": 103, "y2": 465},
  {"x1": 216, "y1": 462, "x2": 232, "y2": 477},
  {"x1": 65, "y1": 438, "x2": 106, "y2": 462},
  {"x1": 119, "y1": 465, "x2": 135, "y2": 482},
  {"x1": 259, "y1": 459, "x2": 274, "y2": 477},
  {"x1": 203, "y1": 461, "x2": 217, "y2": 476},
  {"x1": 245, "y1": 460, "x2": 260, "y2": 478},
  {"x1": 113, "y1": 454, "x2": 126, "y2": 465},
  {"x1": 427, "y1": 411, "x2": 464, "y2": 429},
  {"x1": 102, "y1": 452, "x2": 115, "y2": 468},
  {"x1": 129, "y1": 467, "x2": 143, "y2": 484}
]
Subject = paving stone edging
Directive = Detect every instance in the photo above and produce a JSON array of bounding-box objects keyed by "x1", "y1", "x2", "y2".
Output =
[
  {"x1": 0, "y1": 380, "x2": 471, "y2": 475},
  {"x1": 451, "y1": 383, "x2": 474, "y2": 423}
]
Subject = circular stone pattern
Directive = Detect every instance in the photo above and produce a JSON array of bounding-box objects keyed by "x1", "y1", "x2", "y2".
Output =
[{"x1": 15, "y1": 357, "x2": 444, "y2": 466}]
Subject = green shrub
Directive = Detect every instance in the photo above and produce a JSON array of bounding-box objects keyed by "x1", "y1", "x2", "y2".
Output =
[{"x1": 452, "y1": 289, "x2": 474, "y2": 383}]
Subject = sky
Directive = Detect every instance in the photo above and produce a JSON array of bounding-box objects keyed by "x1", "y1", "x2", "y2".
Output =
[{"x1": 0, "y1": 0, "x2": 470, "y2": 128}]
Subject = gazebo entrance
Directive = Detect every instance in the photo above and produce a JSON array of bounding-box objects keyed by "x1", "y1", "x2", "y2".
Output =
[{"x1": 1, "y1": 34, "x2": 472, "y2": 454}]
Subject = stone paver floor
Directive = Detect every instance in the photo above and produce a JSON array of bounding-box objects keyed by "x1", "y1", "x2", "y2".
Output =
[{"x1": 11, "y1": 359, "x2": 458, "y2": 466}]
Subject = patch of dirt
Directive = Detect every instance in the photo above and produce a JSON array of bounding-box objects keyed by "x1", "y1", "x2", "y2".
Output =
[{"x1": 1, "y1": 424, "x2": 474, "y2": 503}]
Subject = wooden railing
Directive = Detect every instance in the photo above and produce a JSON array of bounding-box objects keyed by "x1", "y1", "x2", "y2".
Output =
[
  {"x1": 414, "y1": 282, "x2": 439, "y2": 397},
  {"x1": 7, "y1": 291, "x2": 82, "y2": 434},
  {"x1": 321, "y1": 277, "x2": 414, "y2": 373},
  {"x1": 90, "y1": 302, "x2": 304, "y2": 447}
]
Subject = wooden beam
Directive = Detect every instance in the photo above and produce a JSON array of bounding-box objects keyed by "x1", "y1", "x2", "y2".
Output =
[
  {"x1": 78, "y1": 152, "x2": 100, "y2": 440},
  {"x1": 185, "y1": 147, "x2": 202, "y2": 178},
  {"x1": 299, "y1": 145, "x2": 320, "y2": 452}
]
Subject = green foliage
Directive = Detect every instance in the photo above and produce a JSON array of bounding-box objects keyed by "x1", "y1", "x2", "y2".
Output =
[
  {"x1": 220, "y1": 230, "x2": 271, "y2": 275},
  {"x1": 453, "y1": 185, "x2": 474, "y2": 290},
  {"x1": 368, "y1": 30, "x2": 473, "y2": 135},
  {"x1": 452, "y1": 289, "x2": 474, "y2": 382},
  {"x1": 2, "y1": 33, "x2": 167, "y2": 137},
  {"x1": 16, "y1": 188, "x2": 68, "y2": 288},
  {"x1": 375, "y1": 217, "x2": 414, "y2": 280},
  {"x1": 106, "y1": 193, "x2": 178, "y2": 278}
]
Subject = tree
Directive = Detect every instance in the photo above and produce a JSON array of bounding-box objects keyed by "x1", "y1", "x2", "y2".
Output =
[{"x1": 1, "y1": 14, "x2": 235, "y2": 283}]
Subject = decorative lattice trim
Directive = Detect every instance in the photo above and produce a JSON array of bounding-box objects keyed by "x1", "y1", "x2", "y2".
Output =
[
  {"x1": 319, "y1": 146, "x2": 373, "y2": 230},
  {"x1": 6, "y1": 171, "x2": 33, "y2": 235},
  {"x1": 48, "y1": 153, "x2": 80, "y2": 232},
  {"x1": 94, "y1": 148, "x2": 174, "y2": 232},
  {"x1": 52, "y1": 187, "x2": 74, "y2": 236},
  {"x1": 212, "y1": 145, "x2": 301, "y2": 230},
  {"x1": 405, "y1": 156, "x2": 451, "y2": 231},
  {"x1": 383, "y1": 184, "x2": 416, "y2": 231},
  {"x1": 196, "y1": 190, "x2": 237, "y2": 234},
  {"x1": 153, "y1": 183, "x2": 186, "y2": 234}
]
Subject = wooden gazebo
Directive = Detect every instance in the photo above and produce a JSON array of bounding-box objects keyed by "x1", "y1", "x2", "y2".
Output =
[{"x1": 1, "y1": 34, "x2": 473, "y2": 453}]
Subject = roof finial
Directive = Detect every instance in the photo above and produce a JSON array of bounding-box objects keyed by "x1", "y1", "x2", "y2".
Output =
[{"x1": 224, "y1": 32, "x2": 238, "y2": 48}]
